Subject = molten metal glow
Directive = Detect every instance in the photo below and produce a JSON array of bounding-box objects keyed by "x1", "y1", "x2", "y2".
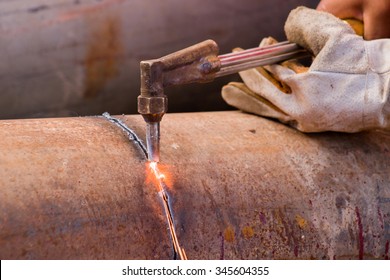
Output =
[
  {"x1": 150, "y1": 162, "x2": 165, "y2": 179},
  {"x1": 148, "y1": 161, "x2": 170, "y2": 193},
  {"x1": 149, "y1": 162, "x2": 164, "y2": 192},
  {"x1": 147, "y1": 161, "x2": 187, "y2": 260}
]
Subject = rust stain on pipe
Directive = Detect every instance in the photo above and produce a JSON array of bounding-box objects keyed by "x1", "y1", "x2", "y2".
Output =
[
  {"x1": 0, "y1": 111, "x2": 389, "y2": 259},
  {"x1": 83, "y1": 15, "x2": 123, "y2": 98},
  {"x1": 295, "y1": 215, "x2": 308, "y2": 230},
  {"x1": 241, "y1": 226, "x2": 254, "y2": 239},
  {"x1": 224, "y1": 226, "x2": 235, "y2": 243}
]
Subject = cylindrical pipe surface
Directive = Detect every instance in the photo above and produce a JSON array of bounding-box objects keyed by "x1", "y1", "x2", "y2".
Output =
[{"x1": 0, "y1": 111, "x2": 389, "y2": 259}]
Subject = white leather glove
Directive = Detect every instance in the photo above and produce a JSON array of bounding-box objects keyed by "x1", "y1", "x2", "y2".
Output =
[{"x1": 222, "y1": 6, "x2": 390, "y2": 132}]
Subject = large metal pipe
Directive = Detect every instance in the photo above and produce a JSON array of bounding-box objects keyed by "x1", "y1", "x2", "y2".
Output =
[{"x1": 0, "y1": 111, "x2": 389, "y2": 259}]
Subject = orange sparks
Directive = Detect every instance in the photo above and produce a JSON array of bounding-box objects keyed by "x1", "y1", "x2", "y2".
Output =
[
  {"x1": 147, "y1": 161, "x2": 172, "y2": 191},
  {"x1": 150, "y1": 162, "x2": 166, "y2": 179},
  {"x1": 149, "y1": 162, "x2": 163, "y2": 192},
  {"x1": 147, "y1": 161, "x2": 187, "y2": 260}
]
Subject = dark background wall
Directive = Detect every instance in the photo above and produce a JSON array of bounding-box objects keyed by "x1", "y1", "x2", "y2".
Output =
[{"x1": 0, "y1": 0, "x2": 318, "y2": 119}]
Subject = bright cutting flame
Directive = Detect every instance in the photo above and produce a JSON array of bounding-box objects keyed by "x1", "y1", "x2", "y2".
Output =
[
  {"x1": 148, "y1": 161, "x2": 168, "y2": 192},
  {"x1": 147, "y1": 161, "x2": 187, "y2": 260},
  {"x1": 149, "y1": 162, "x2": 159, "y2": 188},
  {"x1": 149, "y1": 161, "x2": 157, "y2": 169},
  {"x1": 150, "y1": 162, "x2": 166, "y2": 179}
]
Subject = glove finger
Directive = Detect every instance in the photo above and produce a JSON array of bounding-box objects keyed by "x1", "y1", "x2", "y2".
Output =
[
  {"x1": 233, "y1": 43, "x2": 293, "y2": 93},
  {"x1": 258, "y1": 36, "x2": 307, "y2": 72},
  {"x1": 285, "y1": 6, "x2": 355, "y2": 56},
  {"x1": 239, "y1": 66, "x2": 291, "y2": 98},
  {"x1": 280, "y1": 60, "x2": 309, "y2": 74},
  {"x1": 257, "y1": 66, "x2": 292, "y2": 94},
  {"x1": 232, "y1": 47, "x2": 244, "y2": 53},
  {"x1": 264, "y1": 61, "x2": 309, "y2": 82},
  {"x1": 259, "y1": 36, "x2": 279, "y2": 47},
  {"x1": 258, "y1": 37, "x2": 309, "y2": 81},
  {"x1": 221, "y1": 82, "x2": 292, "y2": 122},
  {"x1": 238, "y1": 68, "x2": 296, "y2": 113},
  {"x1": 264, "y1": 64, "x2": 296, "y2": 82}
]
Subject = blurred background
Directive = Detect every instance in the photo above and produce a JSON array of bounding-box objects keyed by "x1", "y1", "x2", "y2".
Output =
[{"x1": 0, "y1": 0, "x2": 317, "y2": 119}]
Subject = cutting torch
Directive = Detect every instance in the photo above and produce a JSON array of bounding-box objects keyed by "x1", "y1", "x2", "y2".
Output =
[
  {"x1": 138, "y1": 40, "x2": 308, "y2": 162},
  {"x1": 138, "y1": 19, "x2": 363, "y2": 162}
]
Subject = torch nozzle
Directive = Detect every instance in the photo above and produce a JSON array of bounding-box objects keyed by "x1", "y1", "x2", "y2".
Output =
[{"x1": 146, "y1": 122, "x2": 160, "y2": 162}]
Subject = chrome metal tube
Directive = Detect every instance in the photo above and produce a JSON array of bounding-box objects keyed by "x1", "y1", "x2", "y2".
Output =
[
  {"x1": 219, "y1": 42, "x2": 301, "y2": 66},
  {"x1": 216, "y1": 51, "x2": 308, "y2": 77},
  {"x1": 216, "y1": 41, "x2": 308, "y2": 78},
  {"x1": 146, "y1": 122, "x2": 160, "y2": 162}
]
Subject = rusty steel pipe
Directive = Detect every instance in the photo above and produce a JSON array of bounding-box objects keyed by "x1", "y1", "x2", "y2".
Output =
[{"x1": 0, "y1": 111, "x2": 389, "y2": 259}]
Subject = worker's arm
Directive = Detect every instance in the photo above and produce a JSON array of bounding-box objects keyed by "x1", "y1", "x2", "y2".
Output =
[
  {"x1": 221, "y1": 7, "x2": 390, "y2": 133},
  {"x1": 317, "y1": 0, "x2": 390, "y2": 39}
]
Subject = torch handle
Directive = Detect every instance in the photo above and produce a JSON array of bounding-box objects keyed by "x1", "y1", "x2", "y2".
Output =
[{"x1": 215, "y1": 41, "x2": 308, "y2": 78}]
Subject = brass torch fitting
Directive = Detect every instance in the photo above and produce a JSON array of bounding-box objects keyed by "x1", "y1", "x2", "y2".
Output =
[
  {"x1": 138, "y1": 60, "x2": 167, "y2": 123},
  {"x1": 138, "y1": 40, "x2": 221, "y2": 123}
]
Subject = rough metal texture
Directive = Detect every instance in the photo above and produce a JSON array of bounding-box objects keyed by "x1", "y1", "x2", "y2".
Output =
[
  {"x1": 0, "y1": 0, "x2": 318, "y2": 119},
  {"x1": 0, "y1": 111, "x2": 389, "y2": 259}
]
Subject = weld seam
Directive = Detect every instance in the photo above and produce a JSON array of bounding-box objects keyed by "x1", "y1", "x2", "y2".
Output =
[
  {"x1": 100, "y1": 112, "x2": 181, "y2": 259},
  {"x1": 101, "y1": 112, "x2": 148, "y2": 159}
]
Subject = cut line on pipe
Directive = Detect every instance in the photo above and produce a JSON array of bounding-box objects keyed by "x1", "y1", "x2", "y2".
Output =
[
  {"x1": 150, "y1": 162, "x2": 187, "y2": 260},
  {"x1": 101, "y1": 113, "x2": 187, "y2": 260}
]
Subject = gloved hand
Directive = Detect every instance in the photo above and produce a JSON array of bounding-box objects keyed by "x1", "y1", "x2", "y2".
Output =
[{"x1": 222, "y1": 6, "x2": 390, "y2": 132}]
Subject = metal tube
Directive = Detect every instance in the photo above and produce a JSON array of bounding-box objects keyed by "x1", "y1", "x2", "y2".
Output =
[
  {"x1": 0, "y1": 111, "x2": 389, "y2": 259},
  {"x1": 218, "y1": 41, "x2": 292, "y2": 59},
  {"x1": 216, "y1": 42, "x2": 308, "y2": 77},
  {"x1": 216, "y1": 51, "x2": 308, "y2": 78},
  {"x1": 219, "y1": 42, "x2": 302, "y2": 66},
  {"x1": 149, "y1": 162, "x2": 187, "y2": 259},
  {"x1": 146, "y1": 122, "x2": 160, "y2": 162}
]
